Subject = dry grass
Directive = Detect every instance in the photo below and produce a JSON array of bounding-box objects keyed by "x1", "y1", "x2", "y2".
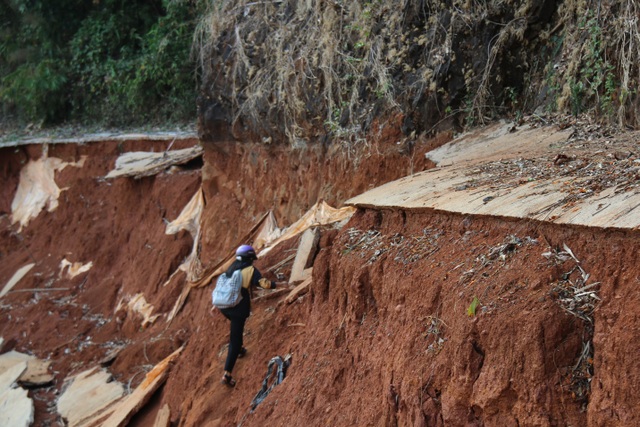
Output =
[
  {"x1": 194, "y1": 0, "x2": 454, "y2": 144},
  {"x1": 613, "y1": 0, "x2": 640, "y2": 125},
  {"x1": 195, "y1": 0, "x2": 640, "y2": 145},
  {"x1": 543, "y1": 243, "x2": 599, "y2": 404}
]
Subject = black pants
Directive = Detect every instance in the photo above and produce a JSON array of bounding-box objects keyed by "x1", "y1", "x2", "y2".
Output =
[{"x1": 221, "y1": 310, "x2": 247, "y2": 373}]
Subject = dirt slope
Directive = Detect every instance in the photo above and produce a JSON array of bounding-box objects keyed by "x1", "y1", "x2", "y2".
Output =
[
  {"x1": 0, "y1": 130, "x2": 441, "y2": 425},
  {"x1": 238, "y1": 209, "x2": 640, "y2": 426},
  {"x1": 1, "y1": 127, "x2": 639, "y2": 426},
  {"x1": 0, "y1": 139, "x2": 201, "y2": 424},
  {"x1": 165, "y1": 206, "x2": 640, "y2": 426}
]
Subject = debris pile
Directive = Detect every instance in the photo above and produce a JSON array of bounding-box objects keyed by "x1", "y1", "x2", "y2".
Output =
[
  {"x1": 0, "y1": 350, "x2": 54, "y2": 427},
  {"x1": 543, "y1": 243, "x2": 600, "y2": 405},
  {"x1": 543, "y1": 243, "x2": 601, "y2": 323},
  {"x1": 456, "y1": 134, "x2": 639, "y2": 202},
  {"x1": 342, "y1": 227, "x2": 444, "y2": 266},
  {"x1": 458, "y1": 234, "x2": 537, "y2": 283}
]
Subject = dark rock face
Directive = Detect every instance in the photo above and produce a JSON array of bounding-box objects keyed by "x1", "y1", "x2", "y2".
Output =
[
  {"x1": 196, "y1": 1, "x2": 564, "y2": 143},
  {"x1": 196, "y1": 0, "x2": 638, "y2": 142},
  {"x1": 197, "y1": 96, "x2": 231, "y2": 142}
]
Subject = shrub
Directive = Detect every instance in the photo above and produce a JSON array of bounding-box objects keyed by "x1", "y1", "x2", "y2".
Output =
[{"x1": 1, "y1": 0, "x2": 202, "y2": 127}]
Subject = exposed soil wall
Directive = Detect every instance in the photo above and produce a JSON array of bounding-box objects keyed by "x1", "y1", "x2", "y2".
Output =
[
  {"x1": 196, "y1": 126, "x2": 449, "y2": 266},
  {"x1": 0, "y1": 140, "x2": 201, "y2": 425},
  {"x1": 0, "y1": 132, "x2": 443, "y2": 425},
  {"x1": 237, "y1": 209, "x2": 640, "y2": 426},
  {"x1": 163, "y1": 205, "x2": 640, "y2": 427},
  {"x1": 1, "y1": 134, "x2": 639, "y2": 426}
]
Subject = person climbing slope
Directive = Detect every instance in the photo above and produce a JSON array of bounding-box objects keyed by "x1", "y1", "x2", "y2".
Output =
[{"x1": 215, "y1": 244, "x2": 276, "y2": 387}]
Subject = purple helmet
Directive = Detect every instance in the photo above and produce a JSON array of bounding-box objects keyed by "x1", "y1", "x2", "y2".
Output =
[{"x1": 236, "y1": 244, "x2": 257, "y2": 260}]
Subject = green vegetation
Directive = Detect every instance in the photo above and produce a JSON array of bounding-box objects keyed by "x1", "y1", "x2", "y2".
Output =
[
  {"x1": 3, "y1": 0, "x2": 639, "y2": 137},
  {"x1": 548, "y1": 1, "x2": 640, "y2": 124},
  {"x1": 1, "y1": 0, "x2": 203, "y2": 127},
  {"x1": 467, "y1": 296, "x2": 480, "y2": 317},
  {"x1": 565, "y1": 14, "x2": 616, "y2": 117}
]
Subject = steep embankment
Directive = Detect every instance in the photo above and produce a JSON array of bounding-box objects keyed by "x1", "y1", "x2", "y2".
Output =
[
  {"x1": 0, "y1": 131, "x2": 443, "y2": 425},
  {"x1": 0, "y1": 139, "x2": 201, "y2": 424},
  {"x1": 236, "y1": 209, "x2": 640, "y2": 426},
  {"x1": 195, "y1": 123, "x2": 449, "y2": 261},
  {"x1": 163, "y1": 203, "x2": 640, "y2": 426},
  {"x1": 1, "y1": 127, "x2": 639, "y2": 426}
]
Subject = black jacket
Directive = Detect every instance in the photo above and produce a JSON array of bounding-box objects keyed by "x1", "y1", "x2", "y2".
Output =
[{"x1": 220, "y1": 258, "x2": 275, "y2": 319}]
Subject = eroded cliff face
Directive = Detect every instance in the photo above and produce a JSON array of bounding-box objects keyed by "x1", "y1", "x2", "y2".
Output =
[
  {"x1": 157, "y1": 130, "x2": 640, "y2": 426},
  {"x1": 0, "y1": 132, "x2": 442, "y2": 425},
  {"x1": 1, "y1": 130, "x2": 639, "y2": 426},
  {"x1": 166, "y1": 196, "x2": 640, "y2": 426},
  {"x1": 0, "y1": 140, "x2": 202, "y2": 425},
  {"x1": 195, "y1": 125, "x2": 450, "y2": 264},
  {"x1": 239, "y1": 209, "x2": 639, "y2": 426}
]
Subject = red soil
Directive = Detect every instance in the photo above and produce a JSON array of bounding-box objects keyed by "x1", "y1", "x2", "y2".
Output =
[{"x1": 1, "y1": 128, "x2": 639, "y2": 426}]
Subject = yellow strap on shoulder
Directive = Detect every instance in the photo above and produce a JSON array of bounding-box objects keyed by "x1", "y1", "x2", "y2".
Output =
[{"x1": 241, "y1": 266, "x2": 255, "y2": 289}]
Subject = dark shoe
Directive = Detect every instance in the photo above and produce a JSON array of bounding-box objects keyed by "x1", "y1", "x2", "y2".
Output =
[
  {"x1": 238, "y1": 347, "x2": 247, "y2": 358},
  {"x1": 221, "y1": 373, "x2": 236, "y2": 387}
]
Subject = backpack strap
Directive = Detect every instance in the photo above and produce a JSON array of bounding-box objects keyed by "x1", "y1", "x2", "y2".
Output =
[{"x1": 241, "y1": 266, "x2": 255, "y2": 289}]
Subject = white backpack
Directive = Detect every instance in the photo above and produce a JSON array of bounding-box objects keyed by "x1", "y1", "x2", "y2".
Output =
[{"x1": 212, "y1": 269, "x2": 244, "y2": 309}]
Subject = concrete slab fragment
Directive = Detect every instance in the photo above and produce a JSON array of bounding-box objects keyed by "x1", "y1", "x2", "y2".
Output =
[
  {"x1": 116, "y1": 294, "x2": 160, "y2": 328},
  {"x1": 348, "y1": 124, "x2": 640, "y2": 230},
  {"x1": 1, "y1": 263, "x2": 35, "y2": 298},
  {"x1": 0, "y1": 387, "x2": 33, "y2": 427},
  {"x1": 59, "y1": 258, "x2": 93, "y2": 279},
  {"x1": 425, "y1": 121, "x2": 571, "y2": 166},
  {"x1": 153, "y1": 403, "x2": 171, "y2": 427},
  {"x1": 0, "y1": 361, "x2": 32, "y2": 427},
  {"x1": 252, "y1": 211, "x2": 282, "y2": 250},
  {"x1": 57, "y1": 368, "x2": 125, "y2": 427},
  {"x1": 11, "y1": 156, "x2": 85, "y2": 231},
  {"x1": 0, "y1": 351, "x2": 53, "y2": 386},
  {"x1": 101, "y1": 346, "x2": 183, "y2": 427},
  {"x1": 260, "y1": 201, "x2": 355, "y2": 257},
  {"x1": 289, "y1": 228, "x2": 319, "y2": 283},
  {"x1": 0, "y1": 131, "x2": 197, "y2": 149},
  {"x1": 165, "y1": 187, "x2": 204, "y2": 283},
  {"x1": 165, "y1": 187, "x2": 204, "y2": 239},
  {"x1": 0, "y1": 361, "x2": 27, "y2": 391},
  {"x1": 285, "y1": 277, "x2": 313, "y2": 304},
  {"x1": 196, "y1": 203, "x2": 353, "y2": 289},
  {"x1": 105, "y1": 146, "x2": 203, "y2": 179}
]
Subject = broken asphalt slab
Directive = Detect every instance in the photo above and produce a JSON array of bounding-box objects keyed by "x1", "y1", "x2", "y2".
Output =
[
  {"x1": 105, "y1": 146, "x2": 203, "y2": 179},
  {"x1": 0, "y1": 130, "x2": 197, "y2": 149},
  {"x1": 0, "y1": 350, "x2": 53, "y2": 386},
  {"x1": 347, "y1": 122, "x2": 640, "y2": 229},
  {"x1": 0, "y1": 361, "x2": 33, "y2": 427}
]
